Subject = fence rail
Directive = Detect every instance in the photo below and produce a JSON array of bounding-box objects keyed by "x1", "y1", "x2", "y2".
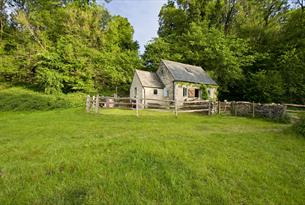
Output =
[
  {"x1": 285, "y1": 104, "x2": 305, "y2": 108},
  {"x1": 285, "y1": 103, "x2": 305, "y2": 113},
  {"x1": 86, "y1": 95, "x2": 221, "y2": 117},
  {"x1": 86, "y1": 95, "x2": 305, "y2": 118}
]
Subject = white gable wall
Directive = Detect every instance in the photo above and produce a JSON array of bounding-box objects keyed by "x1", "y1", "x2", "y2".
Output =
[
  {"x1": 143, "y1": 87, "x2": 166, "y2": 106},
  {"x1": 144, "y1": 87, "x2": 164, "y2": 100},
  {"x1": 130, "y1": 73, "x2": 167, "y2": 107},
  {"x1": 130, "y1": 73, "x2": 143, "y2": 100}
]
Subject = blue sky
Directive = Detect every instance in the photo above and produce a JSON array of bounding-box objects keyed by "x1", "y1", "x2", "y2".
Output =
[{"x1": 98, "y1": 0, "x2": 167, "y2": 53}]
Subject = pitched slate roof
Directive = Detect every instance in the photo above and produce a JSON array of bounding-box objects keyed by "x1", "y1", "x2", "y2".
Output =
[
  {"x1": 136, "y1": 69, "x2": 164, "y2": 88},
  {"x1": 161, "y1": 60, "x2": 217, "y2": 85}
]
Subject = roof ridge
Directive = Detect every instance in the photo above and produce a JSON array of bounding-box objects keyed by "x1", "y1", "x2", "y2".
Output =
[
  {"x1": 160, "y1": 60, "x2": 175, "y2": 81},
  {"x1": 136, "y1": 69, "x2": 156, "y2": 74},
  {"x1": 161, "y1": 59, "x2": 202, "y2": 69},
  {"x1": 160, "y1": 59, "x2": 217, "y2": 85}
]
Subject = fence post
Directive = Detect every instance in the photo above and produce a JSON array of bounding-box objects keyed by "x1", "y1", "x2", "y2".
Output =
[
  {"x1": 92, "y1": 96, "x2": 96, "y2": 112},
  {"x1": 252, "y1": 101, "x2": 255, "y2": 117},
  {"x1": 96, "y1": 95, "x2": 99, "y2": 113},
  {"x1": 114, "y1": 95, "x2": 117, "y2": 108},
  {"x1": 143, "y1": 90, "x2": 146, "y2": 109},
  {"x1": 283, "y1": 104, "x2": 287, "y2": 116},
  {"x1": 234, "y1": 102, "x2": 237, "y2": 116},
  {"x1": 208, "y1": 100, "x2": 211, "y2": 116},
  {"x1": 236, "y1": 102, "x2": 238, "y2": 116},
  {"x1": 86, "y1": 95, "x2": 91, "y2": 113},
  {"x1": 224, "y1": 101, "x2": 227, "y2": 112},
  {"x1": 218, "y1": 100, "x2": 220, "y2": 115},
  {"x1": 175, "y1": 99, "x2": 178, "y2": 117},
  {"x1": 136, "y1": 97, "x2": 139, "y2": 117}
]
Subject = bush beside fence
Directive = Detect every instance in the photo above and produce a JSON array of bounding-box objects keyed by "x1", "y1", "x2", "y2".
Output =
[{"x1": 294, "y1": 117, "x2": 305, "y2": 137}]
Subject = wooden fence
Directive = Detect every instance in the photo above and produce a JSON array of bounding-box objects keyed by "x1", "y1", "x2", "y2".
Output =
[
  {"x1": 86, "y1": 95, "x2": 305, "y2": 118},
  {"x1": 285, "y1": 104, "x2": 305, "y2": 114},
  {"x1": 85, "y1": 95, "x2": 227, "y2": 117}
]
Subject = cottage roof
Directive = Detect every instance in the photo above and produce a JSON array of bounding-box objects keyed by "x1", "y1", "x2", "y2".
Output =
[
  {"x1": 161, "y1": 60, "x2": 217, "y2": 85},
  {"x1": 136, "y1": 69, "x2": 164, "y2": 88}
]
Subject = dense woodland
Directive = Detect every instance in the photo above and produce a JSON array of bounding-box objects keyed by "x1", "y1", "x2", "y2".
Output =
[
  {"x1": 143, "y1": 0, "x2": 305, "y2": 103},
  {"x1": 0, "y1": 0, "x2": 141, "y2": 95},
  {"x1": 1, "y1": 0, "x2": 305, "y2": 103}
]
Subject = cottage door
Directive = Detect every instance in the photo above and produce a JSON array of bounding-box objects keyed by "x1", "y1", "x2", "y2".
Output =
[{"x1": 195, "y1": 89, "x2": 199, "y2": 98}]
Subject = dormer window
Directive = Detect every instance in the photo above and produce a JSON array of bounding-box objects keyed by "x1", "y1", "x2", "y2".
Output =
[{"x1": 185, "y1": 67, "x2": 192, "y2": 73}]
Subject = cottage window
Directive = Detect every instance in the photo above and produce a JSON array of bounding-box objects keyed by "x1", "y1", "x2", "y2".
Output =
[
  {"x1": 134, "y1": 87, "x2": 137, "y2": 98},
  {"x1": 188, "y1": 88, "x2": 195, "y2": 97},
  {"x1": 154, "y1": 89, "x2": 158, "y2": 95},
  {"x1": 163, "y1": 88, "x2": 168, "y2": 97},
  {"x1": 208, "y1": 89, "x2": 211, "y2": 97},
  {"x1": 183, "y1": 87, "x2": 187, "y2": 97}
]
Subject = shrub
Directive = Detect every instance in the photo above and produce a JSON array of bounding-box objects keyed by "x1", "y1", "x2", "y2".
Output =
[
  {"x1": 200, "y1": 84, "x2": 208, "y2": 100},
  {"x1": 278, "y1": 113, "x2": 292, "y2": 124},
  {"x1": 294, "y1": 116, "x2": 305, "y2": 137},
  {"x1": 0, "y1": 86, "x2": 85, "y2": 111}
]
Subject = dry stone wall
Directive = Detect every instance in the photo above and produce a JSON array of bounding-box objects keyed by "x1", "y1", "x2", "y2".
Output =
[{"x1": 231, "y1": 102, "x2": 286, "y2": 120}]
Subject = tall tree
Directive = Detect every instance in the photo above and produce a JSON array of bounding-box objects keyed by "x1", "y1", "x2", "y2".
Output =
[
  {"x1": 143, "y1": 0, "x2": 304, "y2": 103},
  {"x1": 0, "y1": 0, "x2": 141, "y2": 94}
]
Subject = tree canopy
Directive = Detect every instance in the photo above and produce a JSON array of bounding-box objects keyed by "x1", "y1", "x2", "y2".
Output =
[
  {"x1": 0, "y1": 0, "x2": 141, "y2": 94},
  {"x1": 1, "y1": 0, "x2": 304, "y2": 103},
  {"x1": 143, "y1": 0, "x2": 305, "y2": 103}
]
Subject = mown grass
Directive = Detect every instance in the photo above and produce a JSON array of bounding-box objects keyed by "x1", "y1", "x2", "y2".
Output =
[{"x1": 0, "y1": 108, "x2": 305, "y2": 205}]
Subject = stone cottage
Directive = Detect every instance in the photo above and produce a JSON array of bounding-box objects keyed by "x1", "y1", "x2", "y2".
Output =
[{"x1": 130, "y1": 60, "x2": 218, "y2": 106}]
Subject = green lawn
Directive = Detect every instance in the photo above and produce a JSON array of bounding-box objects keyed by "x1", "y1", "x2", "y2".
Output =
[{"x1": 0, "y1": 109, "x2": 305, "y2": 205}]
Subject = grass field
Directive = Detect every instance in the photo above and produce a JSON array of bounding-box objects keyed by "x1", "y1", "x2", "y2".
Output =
[{"x1": 0, "y1": 108, "x2": 305, "y2": 205}]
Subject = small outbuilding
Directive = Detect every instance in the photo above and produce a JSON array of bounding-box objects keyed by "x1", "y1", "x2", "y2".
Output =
[{"x1": 130, "y1": 60, "x2": 218, "y2": 106}]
